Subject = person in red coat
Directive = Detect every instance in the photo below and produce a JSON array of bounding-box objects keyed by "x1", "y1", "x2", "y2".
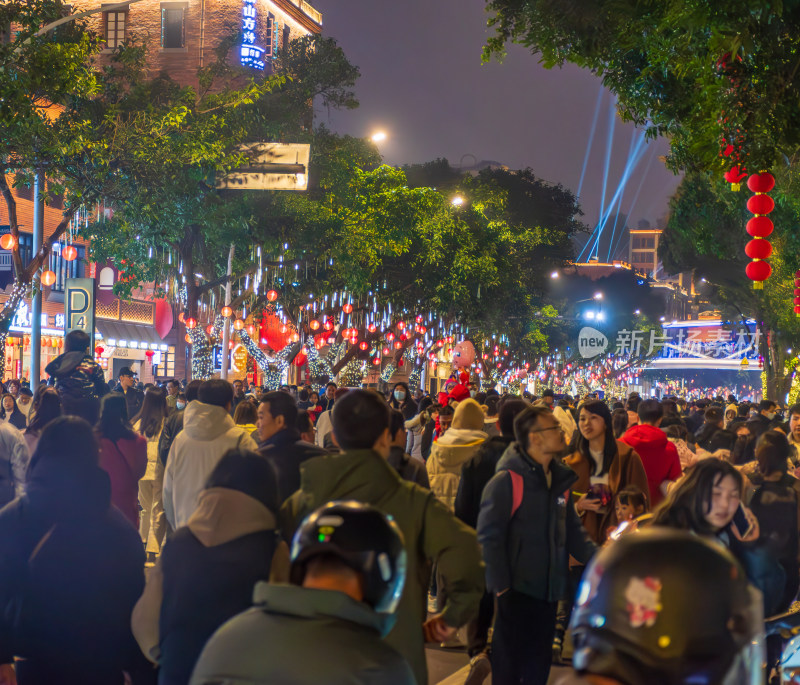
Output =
[
  {"x1": 97, "y1": 393, "x2": 147, "y2": 528},
  {"x1": 448, "y1": 371, "x2": 472, "y2": 404},
  {"x1": 620, "y1": 398, "x2": 681, "y2": 507}
]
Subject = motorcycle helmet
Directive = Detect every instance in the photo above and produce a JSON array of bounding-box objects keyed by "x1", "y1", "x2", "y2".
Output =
[
  {"x1": 570, "y1": 528, "x2": 763, "y2": 685},
  {"x1": 290, "y1": 500, "x2": 407, "y2": 614}
]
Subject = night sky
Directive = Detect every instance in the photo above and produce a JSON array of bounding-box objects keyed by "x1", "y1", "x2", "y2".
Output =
[{"x1": 312, "y1": 0, "x2": 684, "y2": 257}]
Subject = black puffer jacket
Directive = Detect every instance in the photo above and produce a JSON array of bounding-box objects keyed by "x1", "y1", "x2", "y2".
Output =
[
  {"x1": 258, "y1": 429, "x2": 327, "y2": 504},
  {"x1": 45, "y1": 352, "x2": 108, "y2": 401},
  {"x1": 454, "y1": 435, "x2": 513, "y2": 529}
]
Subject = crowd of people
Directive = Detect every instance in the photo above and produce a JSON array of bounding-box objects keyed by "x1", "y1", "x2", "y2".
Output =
[{"x1": 0, "y1": 329, "x2": 795, "y2": 684}]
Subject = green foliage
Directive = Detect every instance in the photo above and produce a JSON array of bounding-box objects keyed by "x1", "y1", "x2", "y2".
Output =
[{"x1": 483, "y1": 0, "x2": 800, "y2": 173}]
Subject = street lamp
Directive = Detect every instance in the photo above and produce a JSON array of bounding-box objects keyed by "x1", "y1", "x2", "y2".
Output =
[
  {"x1": 371, "y1": 131, "x2": 387, "y2": 143},
  {"x1": 550, "y1": 271, "x2": 559, "y2": 279},
  {"x1": 593, "y1": 292, "x2": 603, "y2": 300},
  {"x1": 451, "y1": 196, "x2": 464, "y2": 207}
]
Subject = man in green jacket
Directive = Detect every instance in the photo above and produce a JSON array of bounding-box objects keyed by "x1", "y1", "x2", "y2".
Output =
[{"x1": 282, "y1": 390, "x2": 485, "y2": 685}]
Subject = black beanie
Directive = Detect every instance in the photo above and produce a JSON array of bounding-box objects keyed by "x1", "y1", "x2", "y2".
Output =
[{"x1": 205, "y1": 449, "x2": 280, "y2": 515}]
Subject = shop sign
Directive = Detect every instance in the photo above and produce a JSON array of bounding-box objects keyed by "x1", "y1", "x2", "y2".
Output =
[
  {"x1": 232, "y1": 344, "x2": 248, "y2": 372},
  {"x1": 65, "y1": 278, "x2": 96, "y2": 349},
  {"x1": 10, "y1": 303, "x2": 65, "y2": 335}
]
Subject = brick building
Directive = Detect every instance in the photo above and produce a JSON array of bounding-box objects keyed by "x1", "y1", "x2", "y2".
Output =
[{"x1": 0, "y1": 0, "x2": 321, "y2": 384}]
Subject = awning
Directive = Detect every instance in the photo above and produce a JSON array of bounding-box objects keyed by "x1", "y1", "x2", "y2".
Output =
[{"x1": 95, "y1": 319, "x2": 168, "y2": 350}]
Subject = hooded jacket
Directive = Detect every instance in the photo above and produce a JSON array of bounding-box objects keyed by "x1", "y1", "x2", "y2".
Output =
[
  {"x1": 0, "y1": 456, "x2": 146, "y2": 685},
  {"x1": 620, "y1": 424, "x2": 681, "y2": 506},
  {"x1": 281, "y1": 449, "x2": 484, "y2": 685},
  {"x1": 98, "y1": 433, "x2": 148, "y2": 528},
  {"x1": 132, "y1": 487, "x2": 286, "y2": 685},
  {"x1": 477, "y1": 443, "x2": 596, "y2": 601},
  {"x1": 163, "y1": 402, "x2": 258, "y2": 529},
  {"x1": 190, "y1": 584, "x2": 415, "y2": 685},
  {"x1": 44, "y1": 351, "x2": 108, "y2": 401},
  {"x1": 427, "y1": 427, "x2": 488, "y2": 510}
]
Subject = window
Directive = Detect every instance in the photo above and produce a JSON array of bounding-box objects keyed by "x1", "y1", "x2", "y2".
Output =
[
  {"x1": 105, "y1": 10, "x2": 126, "y2": 48},
  {"x1": 161, "y1": 4, "x2": 185, "y2": 48}
]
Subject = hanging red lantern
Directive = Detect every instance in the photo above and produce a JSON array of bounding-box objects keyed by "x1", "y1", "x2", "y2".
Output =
[
  {"x1": 745, "y1": 260, "x2": 771, "y2": 283},
  {"x1": 747, "y1": 172, "x2": 775, "y2": 194},
  {"x1": 185, "y1": 317, "x2": 197, "y2": 329},
  {"x1": 0, "y1": 234, "x2": 16, "y2": 251},
  {"x1": 221, "y1": 305, "x2": 233, "y2": 318},
  {"x1": 94, "y1": 345, "x2": 104, "y2": 355},
  {"x1": 394, "y1": 341, "x2": 402, "y2": 350},
  {"x1": 178, "y1": 312, "x2": 185, "y2": 323},
  {"x1": 746, "y1": 216, "x2": 774, "y2": 238},
  {"x1": 382, "y1": 347, "x2": 390, "y2": 356},
  {"x1": 724, "y1": 165, "x2": 747, "y2": 191},
  {"x1": 386, "y1": 332, "x2": 395, "y2": 341},
  {"x1": 246, "y1": 324, "x2": 255, "y2": 336},
  {"x1": 795, "y1": 270, "x2": 800, "y2": 317},
  {"x1": 745, "y1": 240, "x2": 772, "y2": 260},
  {"x1": 397, "y1": 321, "x2": 405, "y2": 330},
  {"x1": 294, "y1": 352, "x2": 307, "y2": 367},
  {"x1": 747, "y1": 194, "x2": 775, "y2": 215},
  {"x1": 205, "y1": 324, "x2": 214, "y2": 335},
  {"x1": 41, "y1": 270, "x2": 56, "y2": 286},
  {"x1": 185, "y1": 334, "x2": 192, "y2": 344},
  {"x1": 324, "y1": 321, "x2": 334, "y2": 331},
  {"x1": 342, "y1": 303, "x2": 353, "y2": 314},
  {"x1": 233, "y1": 319, "x2": 245, "y2": 331},
  {"x1": 62, "y1": 245, "x2": 78, "y2": 261},
  {"x1": 266, "y1": 290, "x2": 279, "y2": 302},
  {"x1": 372, "y1": 357, "x2": 381, "y2": 365},
  {"x1": 359, "y1": 341, "x2": 368, "y2": 350},
  {"x1": 145, "y1": 349, "x2": 155, "y2": 358},
  {"x1": 368, "y1": 324, "x2": 377, "y2": 333},
  {"x1": 309, "y1": 320, "x2": 320, "y2": 331}
]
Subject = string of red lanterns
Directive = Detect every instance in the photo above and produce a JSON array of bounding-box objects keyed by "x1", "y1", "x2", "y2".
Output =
[{"x1": 744, "y1": 171, "x2": 775, "y2": 289}]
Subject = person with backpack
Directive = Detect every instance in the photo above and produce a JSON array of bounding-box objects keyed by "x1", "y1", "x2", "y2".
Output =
[{"x1": 477, "y1": 405, "x2": 596, "y2": 684}]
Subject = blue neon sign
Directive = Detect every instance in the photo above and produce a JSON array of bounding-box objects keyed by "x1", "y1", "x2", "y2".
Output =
[{"x1": 240, "y1": 0, "x2": 265, "y2": 70}]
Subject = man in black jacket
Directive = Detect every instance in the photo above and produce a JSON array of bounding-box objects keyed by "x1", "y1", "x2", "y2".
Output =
[
  {"x1": 118, "y1": 366, "x2": 144, "y2": 420},
  {"x1": 478, "y1": 406, "x2": 595, "y2": 685},
  {"x1": 257, "y1": 391, "x2": 327, "y2": 504},
  {"x1": 44, "y1": 330, "x2": 109, "y2": 424},
  {"x1": 158, "y1": 380, "x2": 202, "y2": 466},
  {"x1": 454, "y1": 399, "x2": 527, "y2": 684}
]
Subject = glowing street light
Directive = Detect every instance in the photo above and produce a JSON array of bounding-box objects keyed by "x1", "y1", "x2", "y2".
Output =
[
  {"x1": 451, "y1": 196, "x2": 464, "y2": 206},
  {"x1": 550, "y1": 271, "x2": 559, "y2": 279},
  {"x1": 593, "y1": 291, "x2": 603, "y2": 300},
  {"x1": 371, "y1": 131, "x2": 387, "y2": 143}
]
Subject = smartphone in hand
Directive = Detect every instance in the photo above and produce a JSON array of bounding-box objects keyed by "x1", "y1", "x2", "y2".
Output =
[{"x1": 731, "y1": 503, "x2": 755, "y2": 539}]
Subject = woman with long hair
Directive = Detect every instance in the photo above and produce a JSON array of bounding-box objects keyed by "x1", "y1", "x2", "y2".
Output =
[
  {"x1": 389, "y1": 381, "x2": 417, "y2": 420},
  {"x1": 96, "y1": 393, "x2": 147, "y2": 529},
  {"x1": 133, "y1": 387, "x2": 168, "y2": 559},
  {"x1": 23, "y1": 387, "x2": 62, "y2": 457},
  {"x1": 611, "y1": 408, "x2": 629, "y2": 439},
  {"x1": 565, "y1": 399, "x2": 649, "y2": 544},
  {"x1": 0, "y1": 393, "x2": 27, "y2": 430}
]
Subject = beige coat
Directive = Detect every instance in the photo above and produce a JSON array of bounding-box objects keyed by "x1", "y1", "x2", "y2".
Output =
[{"x1": 427, "y1": 428, "x2": 488, "y2": 510}]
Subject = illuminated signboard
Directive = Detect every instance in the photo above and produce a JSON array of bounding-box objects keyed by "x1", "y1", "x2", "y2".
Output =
[{"x1": 240, "y1": 0, "x2": 265, "y2": 70}]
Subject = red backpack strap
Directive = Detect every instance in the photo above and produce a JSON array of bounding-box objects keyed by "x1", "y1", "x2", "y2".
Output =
[{"x1": 508, "y1": 470, "x2": 524, "y2": 518}]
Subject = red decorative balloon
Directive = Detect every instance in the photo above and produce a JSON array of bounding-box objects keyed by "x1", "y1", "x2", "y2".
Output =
[
  {"x1": 744, "y1": 239, "x2": 772, "y2": 260},
  {"x1": 747, "y1": 194, "x2": 775, "y2": 215},
  {"x1": 747, "y1": 172, "x2": 775, "y2": 194},
  {"x1": 154, "y1": 298, "x2": 173, "y2": 340},
  {"x1": 745, "y1": 260, "x2": 772, "y2": 282},
  {"x1": 746, "y1": 216, "x2": 774, "y2": 238}
]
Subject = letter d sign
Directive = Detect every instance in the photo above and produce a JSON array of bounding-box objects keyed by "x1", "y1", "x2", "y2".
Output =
[{"x1": 65, "y1": 278, "x2": 96, "y2": 348}]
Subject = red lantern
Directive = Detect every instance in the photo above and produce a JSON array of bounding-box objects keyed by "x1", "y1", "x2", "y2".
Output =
[
  {"x1": 62, "y1": 245, "x2": 78, "y2": 261},
  {"x1": 221, "y1": 305, "x2": 233, "y2": 318},
  {"x1": 266, "y1": 290, "x2": 278, "y2": 302},
  {"x1": 41, "y1": 270, "x2": 56, "y2": 287},
  {"x1": 309, "y1": 320, "x2": 320, "y2": 331},
  {"x1": 205, "y1": 324, "x2": 214, "y2": 335},
  {"x1": 724, "y1": 166, "x2": 748, "y2": 191},
  {"x1": 233, "y1": 319, "x2": 245, "y2": 331},
  {"x1": 0, "y1": 234, "x2": 16, "y2": 251},
  {"x1": 394, "y1": 341, "x2": 402, "y2": 350},
  {"x1": 294, "y1": 352, "x2": 307, "y2": 367},
  {"x1": 342, "y1": 303, "x2": 353, "y2": 314},
  {"x1": 372, "y1": 357, "x2": 381, "y2": 365},
  {"x1": 368, "y1": 324, "x2": 376, "y2": 333},
  {"x1": 397, "y1": 321, "x2": 405, "y2": 330},
  {"x1": 94, "y1": 345, "x2": 104, "y2": 355},
  {"x1": 178, "y1": 312, "x2": 185, "y2": 323},
  {"x1": 386, "y1": 332, "x2": 395, "y2": 341},
  {"x1": 745, "y1": 260, "x2": 772, "y2": 283},
  {"x1": 747, "y1": 172, "x2": 775, "y2": 194},
  {"x1": 359, "y1": 341, "x2": 368, "y2": 350},
  {"x1": 744, "y1": 239, "x2": 772, "y2": 260},
  {"x1": 747, "y1": 194, "x2": 775, "y2": 215},
  {"x1": 184, "y1": 334, "x2": 192, "y2": 344},
  {"x1": 746, "y1": 216, "x2": 774, "y2": 238},
  {"x1": 145, "y1": 349, "x2": 155, "y2": 358},
  {"x1": 246, "y1": 324, "x2": 255, "y2": 336},
  {"x1": 185, "y1": 317, "x2": 197, "y2": 329}
]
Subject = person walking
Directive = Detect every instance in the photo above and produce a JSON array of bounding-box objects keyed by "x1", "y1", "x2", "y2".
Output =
[
  {"x1": 132, "y1": 449, "x2": 287, "y2": 685},
  {"x1": 190, "y1": 501, "x2": 414, "y2": 685},
  {"x1": 22, "y1": 388, "x2": 61, "y2": 468},
  {"x1": 0, "y1": 394, "x2": 27, "y2": 430},
  {"x1": 426, "y1": 398, "x2": 488, "y2": 511},
  {"x1": 478, "y1": 405, "x2": 596, "y2": 685},
  {"x1": 256, "y1": 391, "x2": 327, "y2": 504},
  {"x1": 163, "y1": 380, "x2": 258, "y2": 529},
  {"x1": 281, "y1": 390, "x2": 484, "y2": 685},
  {"x1": 134, "y1": 387, "x2": 168, "y2": 562},
  {"x1": 0, "y1": 417, "x2": 150, "y2": 685},
  {"x1": 390, "y1": 382, "x2": 417, "y2": 420},
  {"x1": 620, "y1": 399, "x2": 681, "y2": 507},
  {"x1": 387, "y1": 409, "x2": 429, "y2": 488},
  {"x1": 118, "y1": 366, "x2": 144, "y2": 421},
  {"x1": 44, "y1": 329, "x2": 108, "y2": 424},
  {"x1": 0, "y1": 420, "x2": 29, "y2": 507},
  {"x1": 97, "y1": 393, "x2": 148, "y2": 529},
  {"x1": 157, "y1": 380, "x2": 202, "y2": 468}
]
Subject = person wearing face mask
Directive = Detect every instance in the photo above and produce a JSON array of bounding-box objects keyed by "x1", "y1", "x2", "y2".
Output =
[
  {"x1": 16, "y1": 387, "x2": 33, "y2": 424},
  {"x1": 752, "y1": 399, "x2": 779, "y2": 434},
  {"x1": 389, "y1": 382, "x2": 416, "y2": 420}
]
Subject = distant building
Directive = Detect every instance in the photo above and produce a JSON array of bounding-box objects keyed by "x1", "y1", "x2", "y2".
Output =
[{"x1": 628, "y1": 227, "x2": 661, "y2": 277}]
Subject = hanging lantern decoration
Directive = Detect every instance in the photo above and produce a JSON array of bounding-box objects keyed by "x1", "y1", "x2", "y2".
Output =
[
  {"x1": 745, "y1": 172, "x2": 775, "y2": 289},
  {"x1": 373, "y1": 357, "x2": 381, "y2": 365},
  {"x1": 246, "y1": 324, "x2": 255, "y2": 336},
  {"x1": 41, "y1": 270, "x2": 56, "y2": 287},
  {"x1": 0, "y1": 234, "x2": 16, "y2": 250},
  {"x1": 178, "y1": 312, "x2": 185, "y2": 323},
  {"x1": 185, "y1": 317, "x2": 197, "y2": 329},
  {"x1": 309, "y1": 320, "x2": 320, "y2": 331},
  {"x1": 233, "y1": 319, "x2": 245, "y2": 331},
  {"x1": 794, "y1": 270, "x2": 800, "y2": 317},
  {"x1": 145, "y1": 349, "x2": 155, "y2": 359},
  {"x1": 205, "y1": 324, "x2": 214, "y2": 335},
  {"x1": 62, "y1": 245, "x2": 78, "y2": 261},
  {"x1": 359, "y1": 341, "x2": 368, "y2": 350},
  {"x1": 724, "y1": 165, "x2": 748, "y2": 192},
  {"x1": 342, "y1": 303, "x2": 353, "y2": 314},
  {"x1": 94, "y1": 345, "x2": 104, "y2": 356},
  {"x1": 185, "y1": 334, "x2": 192, "y2": 344},
  {"x1": 221, "y1": 305, "x2": 233, "y2": 318},
  {"x1": 266, "y1": 290, "x2": 278, "y2": 302}
]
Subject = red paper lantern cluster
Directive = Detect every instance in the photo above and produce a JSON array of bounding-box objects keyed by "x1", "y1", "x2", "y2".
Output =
[
  {"x1": 794, "y1": 270, "x2": 800, "y2": 317},
  {"x1": 745, "y1": 172, "x2": 775, "y2": 289},
  {"x1": 724, "y1": 165, "x2": 747, "y2": 191}
]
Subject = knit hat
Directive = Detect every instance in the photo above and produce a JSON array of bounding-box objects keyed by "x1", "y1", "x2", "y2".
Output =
[
  {"x1": 452, "y1": 398, "x2": 486, "y2": 431},
  {"x1": 206, "y1": 448, "x2": 279, "y2": 515}
]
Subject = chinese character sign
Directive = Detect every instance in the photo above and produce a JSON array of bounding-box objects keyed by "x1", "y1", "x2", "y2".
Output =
[
  {"x1": 607, "y1": 323, "x2": 760, "y2": 361},
  {"x1": 240, "y1": 0, "x2": 265, "y2": 70}
]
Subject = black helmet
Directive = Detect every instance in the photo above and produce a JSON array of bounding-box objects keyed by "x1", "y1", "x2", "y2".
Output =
[
  {"x1": 290, "y1": 501, "x2": 407, "y2": 614},
  {"x1": 570, "y1": 528, "x2": 763, "y2": 685}
]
